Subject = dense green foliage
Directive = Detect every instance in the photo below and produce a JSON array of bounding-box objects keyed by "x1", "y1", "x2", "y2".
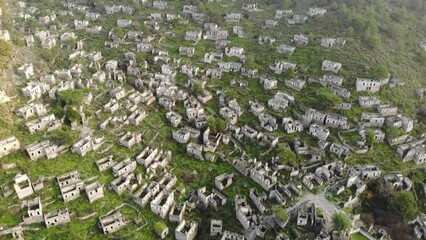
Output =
[
  {"x1": 372, "y1": 64, "x2": 389, "y2": 79},
  {"x1": 47, "y1": 127, "x2": 80, "y2": 146},
  {"x1": 57, "y1": 89, "x2": 85, "y2": 106},
  {"x1": 64, "y1": 107, "x2": 82, "y2": 124},
  {"x1": 192, "y1": 82, "x2": 204, "y2": 96},
  {"x1": 315, "y1": 87, "x2": 342, "y2": 108},
  {"x1": 0, "y1": 39, "x2": 13, "y2": 68},
  {"x1": 154, "y1": 221, "x2": 168, "y2": 234},
  {"x1": 366, "y1": 130, "x2": 375, "y2": 147},
  {"x1": 274, "y1": 207, "x2": 289, "y2": 222},
  {"x1": 386, "y1": 127, "x2": 406, "y2": 139},
  {"x1": 275, "y1": 144, "x2": 297, "y2": 166},
  {"x1": 39, "y1": 49, "x2": 55, "y2": 61},
  {"x1": 0, "y1": 39, "x2": 12, "y2": 57},
  {"x1": 207, "y1": 117, "x2": 227, "y2": 134},
  {"x1": 332, "y1": 213, "x2": 351, "y2": 231},
  {"x1": 351, "y1": 232, "x2": 369, "y2": 240},
  {"x1": 390, "y1": 191, "x2": 419, "y2": 221}
]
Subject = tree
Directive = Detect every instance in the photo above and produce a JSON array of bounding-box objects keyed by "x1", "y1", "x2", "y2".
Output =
[
  {"x1": 64, "y1": 107, "x2": 81, "y2": 124},
  {"x1": 409, "y1": 0, "x2": 424, "y2": 12},
  {"x1": 315, "y1": 87, "x2": 341, "y2": 108},
  {"x1": 386, "y1": 127, "x2": 405, "y2": 139},
  {"x1": 337, "y1": 3, "x2": 348, "y2": 16},
  {"x1": 39, "y1": 49, "x2": 55, "y2": 62},
  {"x1": 26, "y1": 18, "x2": 40, "y2": 30},
  {"x1": 363, "y1": 26, "x2": 372, "y2": 42},
  {"x1": 374, "y1": 178, "x2": 395, "y2": 201},
  {"x1": 367, "y1": 34, "x2": 381, "y2": 48},
  {"x1": 192, "y1": 82, "x2": 204, "y2": 96},
  {"x1": 390, "y1": 191, "x2": 418, "y2": 221},
  {"x1": 207, "y1": 117, "x2": 227, "y2": 134},
  {"x1": 57, "y1": 89, "x2": 85, "y2": 106},
  {"x1": 275, "y1": 144, "x2": 297, "y2": 166},
  {"x1": 364, "y1": 28, "x2": 381, "y2": 48},
  {"x1": 47, "y1": 127, "x2": 79, "y2": 145},
  {"x1": 366, "y1": 130, "x2": 375, "y2": 147},
  {"x1": 374, "y1": 64, "x2": 388, "y2": 79},
  {"x1": 388, "y1": 22, "x2": 405, "y2": 40},
  {"x1": 332, "y1": 213, "x2": 351, "y2": 231},
  {"x1": 363, "y1": 21, "x2": 381, "y2": 49},
  {"x1": 346, "y1": 133, "x2": 363, "y2": 145},
  {"x1": 15, "y1": 37, "x2": 26, "y2": 47}
]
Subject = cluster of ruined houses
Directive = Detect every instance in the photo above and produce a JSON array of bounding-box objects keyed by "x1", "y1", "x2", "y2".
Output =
[
  {"x1": 0, "y1": 0, "x2": 424, "y2": 239},
  {"x1": 0, "y1": 171, "x2": 101, "y2": 230},
  {"x1": 224, "y1": 152, "x2": 403, "y2": 238}
]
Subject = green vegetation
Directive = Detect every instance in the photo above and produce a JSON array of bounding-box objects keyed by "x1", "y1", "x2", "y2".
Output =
[
  {"x1": 154, "y1": 221, "x2": 168, "y2": 234},
  {"x1": 114, "y1": 28, "x2": 127, "y2": 39},
  {"x1": 366, "y1": 130, "x2": 375, "y2": 147},
  {"x1": 360, "y1": 179, "x2": 415, "y2": 239},
  {"x1": 316, "y1": 207, "x2": 323, "y2": 218},
  {"x1": 192, "y1": 82, "x2": 204, "y2": 96},
  {"x1": 390, "y1": 191, "x2": 419, "y2": 221},
  {"x1": 274, "y1": 207, "x2": 289, "y2": 223},
  {"x1": 39, "y1": 48, "x2": 56, "y2": 62},
  {"x1": 351, "y1": 232, "x2": 369, "y2": 240},
  {"x1": 15, "y1": 36, "x2": 26, "y2": 47},
  {"x1": 315, "y1": 87, "x2": 341, "y2": 109},
  {"x1": 386, "y1": 127, "x2": 405, "y2": 139},
  {"x1": 57, "y1": 89, "x2": 86, "y2": 106},
  {"x1": 275, "y1": 144, "x2": 297, "y2": 166},
  {"x1": 372, "y1": 64, "x2": 389, "y2": 79},
  {"x1": 287, "y1": 67, "x2": 295, "y2": 79},
  {"x1": 0, "y1": 39, "x2": 13, "y2": 67},
  {"x1": 343, "y1": 131, "x2": 363, "y2": 146},
  {"x1": 0, "y1": 39, "x2": 12, "y2": 57},
  {"x1": 207, "y1": 117, "x2": 227, "y2": 134},
  {"x1": 332, "y1": 213, "x2": 351, "y2": 232},
  {"x1": 64, "y1": 107, "x2": 82, "y2": 124},
  {"x1": 47, "y1": 127, "x2": 80, "y2": 145}
]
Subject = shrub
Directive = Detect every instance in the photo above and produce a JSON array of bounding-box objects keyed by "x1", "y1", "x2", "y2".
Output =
[
  {"x1": 332, "y1": 213, "x2": 351, "y2": 231},
  {"x1": 57, "y1": 89, "x2": 85, "y2": 106},
  {"x1": 275, "y1": 144, "x2": 297, "y2": 166},
  {"x1": 390, "y1": 191, "x2": 418, "y2": 221},
  {"x1": 0, "y1": 39, "x2": 13, "y2": 57},
  {"x1": 207, "y1": 117, "x2": 227, "y2": 134},
  {"x1": 274, "y1": 207, "x2": 289, "y2": 222},
  {"x1": 315, "y1": 87, "x2": 341, "y2": 108}
]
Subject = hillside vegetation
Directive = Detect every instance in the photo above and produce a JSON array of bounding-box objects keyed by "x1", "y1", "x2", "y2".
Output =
[{"x1": 0, "y1": 0, "x2": 425, "y2": 239}]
